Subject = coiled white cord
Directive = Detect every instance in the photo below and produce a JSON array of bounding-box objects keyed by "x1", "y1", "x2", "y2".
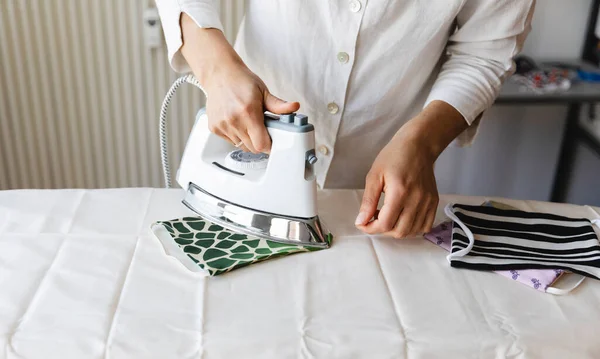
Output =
[{"x1": 159, "y1": 74, "x2": 205, "y2": 188}]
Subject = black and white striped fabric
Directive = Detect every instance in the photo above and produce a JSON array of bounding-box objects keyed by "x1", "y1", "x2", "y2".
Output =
[{"x1": 444, "y1": 203, "x2": 600, "y2": 280}]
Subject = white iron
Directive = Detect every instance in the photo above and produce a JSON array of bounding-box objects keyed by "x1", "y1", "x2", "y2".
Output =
[
  {"x1": 159, "y1": 75, "x2": 329, "y2": 248},
  {"x1": 177, "y1": 109, "x2": 329, "y2": 248}
]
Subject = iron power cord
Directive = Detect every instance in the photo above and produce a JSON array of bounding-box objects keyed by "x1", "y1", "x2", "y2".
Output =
[{"x1": 159, "y1": 74, "x2": 205, "y2": 188}]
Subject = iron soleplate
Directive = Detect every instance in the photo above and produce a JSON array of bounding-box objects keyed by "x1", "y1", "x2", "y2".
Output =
[{"x1": 182, "y1": 183, "x2": 330, "y2": 248}]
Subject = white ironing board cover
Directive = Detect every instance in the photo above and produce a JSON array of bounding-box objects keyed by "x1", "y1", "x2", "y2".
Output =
[{"x1": 0, "y1": 188, "x2": 599, "y2": 359}]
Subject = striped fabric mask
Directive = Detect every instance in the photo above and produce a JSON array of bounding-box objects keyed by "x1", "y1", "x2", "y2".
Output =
[{"x1": 444, "y1": 203, "x2": 600, "y2": 280}]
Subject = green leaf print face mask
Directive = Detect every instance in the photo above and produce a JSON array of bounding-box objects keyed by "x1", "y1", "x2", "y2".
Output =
[{"x1": 152, "y1": 217, "x2": 333, "y2": 276}]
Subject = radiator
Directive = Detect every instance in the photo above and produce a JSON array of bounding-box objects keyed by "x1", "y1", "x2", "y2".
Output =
[{"x1": 0, "y1": 0, "x2": 245, "y2": 189}]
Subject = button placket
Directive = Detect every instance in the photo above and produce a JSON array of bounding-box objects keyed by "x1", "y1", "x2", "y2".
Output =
[{"x1": 315, "y1": 0, "x2": 367, "y2": 188}]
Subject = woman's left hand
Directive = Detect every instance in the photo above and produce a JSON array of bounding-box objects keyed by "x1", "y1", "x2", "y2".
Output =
[
  {"x1": 354, "y1": 132, "x2": 439, "y2": 238},
  {"x1": 354, "y1": 100, "x2": 469, "y2": 238}
]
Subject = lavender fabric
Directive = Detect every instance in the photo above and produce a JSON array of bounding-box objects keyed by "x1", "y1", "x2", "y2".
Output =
[{"x1": 424, "y1": 221, "x2": 564, "y2": 292}]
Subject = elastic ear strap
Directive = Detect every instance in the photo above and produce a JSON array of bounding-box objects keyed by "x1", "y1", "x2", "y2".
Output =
[
  {"x1": 545, "y1": 274, "x2": 586, "y2": 295},
  {"x1": 547, "y1": 218, "x2": 596, "y2": 294},
  {"x1": 444, "y1": 203, "x2": 476, "y2": 262}
]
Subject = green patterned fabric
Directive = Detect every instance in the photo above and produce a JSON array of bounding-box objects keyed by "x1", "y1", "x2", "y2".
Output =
[{"x1": 152, "y1": 217, "x2": 332, "y2": 276}]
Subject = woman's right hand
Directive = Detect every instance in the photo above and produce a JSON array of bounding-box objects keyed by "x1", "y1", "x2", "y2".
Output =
[
  {"x1": 202, "y1": 60, "x2": 300, "y2": 153},
  {"x1": 180, "y1": 14, "x2": 299, "y2": 153}
]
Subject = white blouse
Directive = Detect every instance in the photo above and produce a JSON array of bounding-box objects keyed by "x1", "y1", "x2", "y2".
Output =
[{"x1": 155, "y1": 0, "x2": 535, "y2": 188}]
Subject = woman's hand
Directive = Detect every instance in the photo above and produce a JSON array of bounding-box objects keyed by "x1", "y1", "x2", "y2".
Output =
[
  {"x1": 355, "y1": 100, "x2": 470, "y2": 238},
  {"x1": 355, "y1": 133, "x2": 439, "y2": 237},
  {"x1": 202, "y1": 61, "x2": 299, "y2": 153},
  {"x1": 180, "y1": 14, "x2": 299, "y2": 153}
]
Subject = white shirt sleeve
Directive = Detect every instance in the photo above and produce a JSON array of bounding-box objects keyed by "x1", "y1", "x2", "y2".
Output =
[
  {"x1": 424, "y1": 0, "x2": 536, "y2": 146},
  {"x1": 155, "y1": 0, "x2": 224, "y2": 73}
]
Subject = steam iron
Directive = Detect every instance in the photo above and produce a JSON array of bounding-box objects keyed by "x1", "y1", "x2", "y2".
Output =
[{"x1": 175, "y1": 108, "x2": 330, "y2": 248}]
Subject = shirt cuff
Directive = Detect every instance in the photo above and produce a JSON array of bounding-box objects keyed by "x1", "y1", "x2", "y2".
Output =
[
  {"x1": 424, "y1": 90, "x2": 484, "y2": 147},
  {"x1": 423, "y1": 62, "x2": 504, "y2": 146},
  {"x1": 424, "y1": 82, "x2": 488, "y2": 127},
  {"x1": 158, "y1": 2, "x2": 224, "y2": 73}
]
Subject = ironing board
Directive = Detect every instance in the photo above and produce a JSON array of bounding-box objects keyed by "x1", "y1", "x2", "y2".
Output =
[{"x1": 1, "y1": 188, "x2": 599, "y2": 359}]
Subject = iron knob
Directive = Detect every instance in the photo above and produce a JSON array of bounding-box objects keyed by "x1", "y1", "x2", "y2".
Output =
[{"x1": 279, "y1": 113, "x2": 295, "y2": 123}]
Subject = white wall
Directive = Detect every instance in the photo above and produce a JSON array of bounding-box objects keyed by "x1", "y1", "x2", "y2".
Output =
[
  {"x1": 0, "y1": 0, "x2": 245, "y2": 190},
  {"x1": 435, "y1": 0, "x2": 594, "y2": 203},
  {"x1": 522, "y1": 0, "x2": 592, "y2": 59}
]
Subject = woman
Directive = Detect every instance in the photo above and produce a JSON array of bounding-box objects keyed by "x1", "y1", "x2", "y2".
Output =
[{"x1": 155, "y1": 0, "x2": 535, "y2": 238}]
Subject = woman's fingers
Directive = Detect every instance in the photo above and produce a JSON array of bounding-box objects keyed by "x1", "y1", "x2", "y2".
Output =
[
  {"x1": 392, "y1": 204, "x2": 419, "y2": 238},
  {"x1": 393, "y1": 195, "x2": 438, "y2": 238},
  {"x1": 422, "y1": 206, "x2": 436, "y2": 234},
  {"x1": 421, "y1": 197, "x2": 439, "y2": 234},
  {"x1": 360, "y1": 186, "x2": 405, "y2": 234},
  {"x1": 264, "y1": 92, "x2": 300, "y2": 115},
  {"x1": 207, "y1": 91, "x2": 300, "y2": 154},
  {"x1": 213, "y1": 105, "x2": 274, "y2": 154},
  {"x1": 234, "y1": 126, "x2": 257, "y2": 153},
  {"x1": 247, "y1": 121, "x2": 271, "y2": 154},
  {"x1": 404, "y1": 193, "x2": 429, "y2": 236},
  {"x1": 199, "y1": 56, "x2": 301, "y2": 154},
  {"x1": 355, "y1": 174, "x2": 384, "y2": 227},
  {"x1": 358, "y1": 182, "x2": 438, "y2": 239},
  {"x1": 212, "y1": 125, "x2": 239, "y2": 146}
]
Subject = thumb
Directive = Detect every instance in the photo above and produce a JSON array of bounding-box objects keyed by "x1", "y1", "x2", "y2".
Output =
[
  {"x1": 356, "y1": 175, "x2": 383, "y2": 226},
  {"x1": 264, "y1": 91, "x2": 300, "y2": 114}
]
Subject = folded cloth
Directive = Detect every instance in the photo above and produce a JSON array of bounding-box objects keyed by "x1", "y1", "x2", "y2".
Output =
[
  {"x1": 424, "y1": 220, "x2": 566, "y2": 292},
  {"x1": 425, "y1": 200, "x2": 590, "y2": 294},
  {"x1": 152, "y1": 217, "x2": 332, "y2": 276},
  {"x1": 444, "y1": 202, "x2": 600, "y2": 282}
]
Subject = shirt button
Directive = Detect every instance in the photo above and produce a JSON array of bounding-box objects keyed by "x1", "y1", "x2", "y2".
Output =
[
  {"x1": 318, "y1": 145, "x2": 329, "y2": 155},
  {"x1": 327, "y1": 102, "x2": 339, "y2": 114},
  {"x1": 337, "y1": 52, "x2": 349, "y2": 64},
  {"x1": 349, "y1": 0, "x2": 362, "y2": 13}
]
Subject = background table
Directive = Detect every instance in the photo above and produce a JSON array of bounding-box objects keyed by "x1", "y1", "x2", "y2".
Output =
[
  {"x1": 496, "y1": 62, "x2": 600, "y2": 203},
  {"x1": 1, "y1": 189, "x2": 600, "y2": 358}
]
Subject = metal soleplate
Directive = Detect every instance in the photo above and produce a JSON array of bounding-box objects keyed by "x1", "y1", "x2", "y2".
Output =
[{"x1": 182, "y1": 183, "x2": 330, "y2": 248}]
